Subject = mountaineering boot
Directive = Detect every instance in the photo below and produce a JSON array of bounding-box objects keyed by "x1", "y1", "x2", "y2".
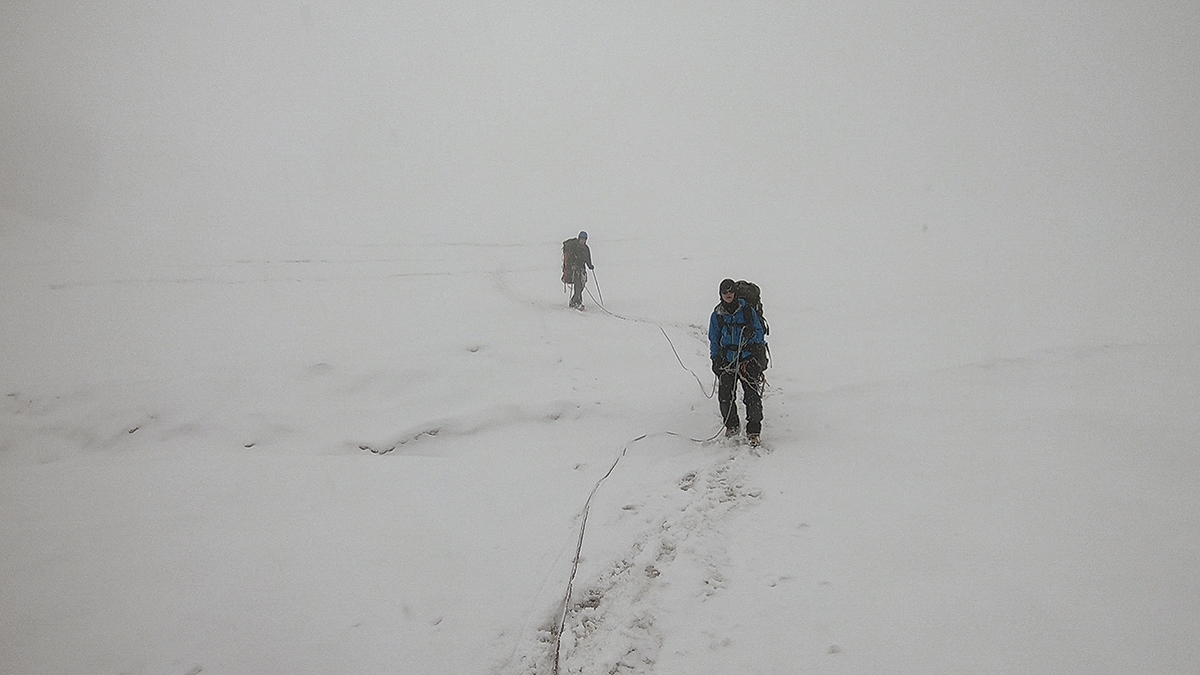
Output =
[
  {"x1": 747, "y1": 433, "x2": 761, "y2": 448},
  {"x1": 725, "y1": 426, "x2": 739, "y2": 439}
]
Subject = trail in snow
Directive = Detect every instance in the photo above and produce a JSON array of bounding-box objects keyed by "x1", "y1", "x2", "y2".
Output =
[{"x1": 497, "y1": 433, "x2": 769, "y2": 675}]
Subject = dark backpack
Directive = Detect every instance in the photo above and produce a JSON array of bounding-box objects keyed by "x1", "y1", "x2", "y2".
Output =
[
  {"x1": 733, "y1": 280, "x2": 769, "y2": 336},
  {"x1": 561, "y1": 239, "x2": 581, "y2": 283}
]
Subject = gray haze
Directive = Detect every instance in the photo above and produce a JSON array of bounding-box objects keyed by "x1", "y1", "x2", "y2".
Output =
[
  {"x1": 2, "y1": 6, "x2": 1200, "y2": 672},
  {"x1": 3, "y1": 2, "x2": 1199, "y2": 368}
]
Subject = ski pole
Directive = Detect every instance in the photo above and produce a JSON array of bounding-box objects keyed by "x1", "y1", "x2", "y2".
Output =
[{"x1": 590, "y1": 268, "x2": 604, "y2": 306}]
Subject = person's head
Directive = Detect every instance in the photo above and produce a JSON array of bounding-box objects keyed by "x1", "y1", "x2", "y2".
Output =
[
  {"x1": 578, "y1": 231, "x2": 588, "y2": 242},
  {"x1": 719, "y1": 278, "x2": 736, "y2": 304}
]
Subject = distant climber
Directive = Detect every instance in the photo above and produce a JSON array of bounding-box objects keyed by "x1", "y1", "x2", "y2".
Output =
[{"x1": 562, "y1": 231, "x2": 594, "y2": 310}]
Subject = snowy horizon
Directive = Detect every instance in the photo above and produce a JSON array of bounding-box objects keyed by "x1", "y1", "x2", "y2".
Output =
[{"x1": 3, "y1": 2, "x2": 1199, "y2": 674}]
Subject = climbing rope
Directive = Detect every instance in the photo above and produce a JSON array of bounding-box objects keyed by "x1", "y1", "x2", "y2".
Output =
[
  {"x1": 581, "y1": 287, "x2": 717, "y2": 399},
  {"x1": 550, "y1": 427, "x2": 730, "y2": 674},
  {"x1": 551, "y1": 433, "x2": 640, "y2": 674}
]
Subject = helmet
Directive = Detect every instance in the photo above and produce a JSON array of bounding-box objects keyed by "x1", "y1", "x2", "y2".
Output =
[{"x1": 578, "y1": 231, "x2": 588, "y2": 240}]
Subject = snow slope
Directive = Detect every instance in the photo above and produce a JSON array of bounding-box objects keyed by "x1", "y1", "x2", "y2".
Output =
[
  {"x1": 3, "y1": 232, "x2": 1199, "y2": 674},
  {"x1": 4, "y1": 2, "x2": 1200, "y2": 674}
]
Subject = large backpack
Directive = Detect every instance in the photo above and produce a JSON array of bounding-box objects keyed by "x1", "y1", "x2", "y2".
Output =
[
  {"x1": 561, "y1": 237, "x2": 576, "y2": 282},
  {"x1": 733, "y1": 280, "x2": 769, "y2": 336}
]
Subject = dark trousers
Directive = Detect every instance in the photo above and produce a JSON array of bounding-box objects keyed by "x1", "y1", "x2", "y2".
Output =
[
  {"x1": 718, "y1": 367, "x2": 763, "y2": 434},
  {"x1": 569, "y1": 266, "x2": 587, "y2": 307}
]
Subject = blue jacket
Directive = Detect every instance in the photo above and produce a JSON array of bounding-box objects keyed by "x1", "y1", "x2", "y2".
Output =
[{"x1": 709, "y1": 299, "x2": 766, "y2": 364}]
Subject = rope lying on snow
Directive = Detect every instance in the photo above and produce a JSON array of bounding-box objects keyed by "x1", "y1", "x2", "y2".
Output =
[
  {"x1": 552, "y1": 433, "x2": 643, "y2": 674},
  {"x1": 582, "y1": 287, "x2": 716, "y2": 399},
  {"x1": 659, "y1": 325, "x2": 716, "y2": 399},
  {"x1": 550, "y1": 426, "x2": 736, "y2": 673}
]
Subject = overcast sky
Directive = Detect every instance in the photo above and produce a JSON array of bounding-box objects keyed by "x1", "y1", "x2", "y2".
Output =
[{"x1": 3, "y1": 1, "x2": 1197, "y2": 294}]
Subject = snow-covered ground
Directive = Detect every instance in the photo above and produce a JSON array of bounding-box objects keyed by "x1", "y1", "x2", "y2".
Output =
[{"x1": 3, "y1": 3, "x2": 1200, "y2": 674}]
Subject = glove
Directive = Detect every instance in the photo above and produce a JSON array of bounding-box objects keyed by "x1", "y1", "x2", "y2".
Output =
[
  {"x1": 588, "y1": 264, "x2": 594, "y2": 270},
  {"x1": 711, "y1": 357, "x2": 723, "y2": 375}
]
